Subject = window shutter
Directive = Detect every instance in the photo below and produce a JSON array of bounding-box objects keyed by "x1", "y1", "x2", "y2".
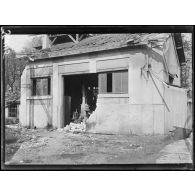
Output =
[
  {"x1": 42, "y1": 78, "x2": 48, "y2": 95},
  {"x1": 98, "y1": 73, "x2": 107, "y2": 93},
  {"x1": 113, "y1": 71, "x2": 128, "y2": 93},
  {"x1": 98, "y1": 71, "x2": 128, "y2": 94},
  {"x1": 121, "y1": 71, "x2": 128, "y2": 93},
  {"x1": 113, "y1": 71, "x2": 122, "y2": 93}
]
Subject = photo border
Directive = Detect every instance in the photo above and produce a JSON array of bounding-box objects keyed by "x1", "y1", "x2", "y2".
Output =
[{"x1": 1, "y1": 25, "x2": 194, "y2": 171}]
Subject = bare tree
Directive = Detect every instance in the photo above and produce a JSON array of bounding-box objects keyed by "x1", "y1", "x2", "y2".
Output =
[
  {"x1": 5, "y1": 48, "x2": 27, "y2": 93},
  {"x1": 5, "y1": 48, "x2": 17, "y2": 92}
]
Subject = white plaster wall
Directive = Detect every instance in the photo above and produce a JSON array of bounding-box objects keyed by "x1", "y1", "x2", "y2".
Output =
[
  {"x1": 20, "y1": 47, "x2": 174, "y2": 133},
  {"x1": 5, "y1": 107, "x2": 8, "y2": 118},
  {"x1": 187, "y1": 102, "x2": 192, "y2": 129},
  {"x1": 128, "y1": 49, "x2": 165, "y2": 134},
  {"x1": 164, "y1": 36, "x2": 181, "y2": 86},
  {"x1": 88, "y1": 100, "x2": 164, "y2": 135},
  {"x1": 129, "y1": 50, "x2": 165, "y2": 105},
  {"x1": 164, "y1": 86, "x2": 187, "y2": 133},
  {"x1": 31, "y1": 99, "x2": 52, "y2": 128},
  {"x1": 19, "y1": 64, "x2": 53, "y2": 128},
  {"x1": 87, "y1": 49, "x2": 165, "y2": 134},
  {"x1": 19, "y1": 67, "x2": 28, "y2": 127}
]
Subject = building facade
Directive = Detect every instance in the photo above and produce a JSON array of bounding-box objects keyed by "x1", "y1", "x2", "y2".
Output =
[{"x1": 19, "y1": 33, "x2": 188, "y2": 134}]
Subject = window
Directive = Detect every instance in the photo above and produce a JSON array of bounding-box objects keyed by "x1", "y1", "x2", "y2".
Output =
[
  {"x1": 98, "y1": 70, "x2": 128, "y2": 94},
  {"x1": 107, "y1": 73, "x2": 112, "y2": 92},
  {"x1": 32, "y1": 77, "x2": 51, "y2": 96},
  {"x1": 8, "y1": 104, "x2": 17, "y2": 117}
]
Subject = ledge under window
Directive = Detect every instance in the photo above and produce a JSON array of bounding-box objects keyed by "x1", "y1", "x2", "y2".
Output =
[
  {"x1": 98, "y1": 94, "x2": 129, "y2": 98},
  {"x1": 27, "y1": 95, "x2": 52, "y2": 100}
]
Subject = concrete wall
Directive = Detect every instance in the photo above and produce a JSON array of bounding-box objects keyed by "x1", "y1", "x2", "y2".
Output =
[
  {"x1": 187, "y1": 100, "x2": 193, "y2": 129},
  {"x1": 20, "y1": 63, "x2": 53, "y2": 128},
  {"x1": 88, "y1": 95, "x2": 164, "y2": 135},
  {"x1": 87, "y1": 48, "x2": 166, "y2": 134},
  {"x1": 19, "y1": 44, "x2": 186, "y2": 134},
  {"x1": 164, "y1": 36, "x2": 181, "y2": 86},
  {"x1": 52, "y1": 49, "x2": 132, "y2": 129},
  {"x1": 5, "y1": 107, "x2": 8, "y2": 118},
  {"x1": 164, "y1": 85, "x2": 187, "y2": 133}
]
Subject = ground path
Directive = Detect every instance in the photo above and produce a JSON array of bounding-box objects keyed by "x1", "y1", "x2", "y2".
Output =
[
  {"x1": 156, "y1": 138, "x2": 192, "y2": 163},
  {"x1": 6, "y1": 129, "x2": 177, "y2": 165}
]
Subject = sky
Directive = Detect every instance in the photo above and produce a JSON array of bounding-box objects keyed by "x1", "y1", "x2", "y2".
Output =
[{"x1": 4, "y1": 35, "x2": 33, "y2": 53}]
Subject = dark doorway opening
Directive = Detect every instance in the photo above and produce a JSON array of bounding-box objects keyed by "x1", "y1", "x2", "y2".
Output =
[{"x1": 63, "y1": 73, "x2": 98, "y2": 126}]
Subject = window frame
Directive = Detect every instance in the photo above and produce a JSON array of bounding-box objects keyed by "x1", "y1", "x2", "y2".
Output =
[
  {"x1": 31, "y1": 77, "x2": 51, "y2": 96},
  {"x1": 98, "y1": 70, "x2": 128, "y2": 94},
  {"x1": 8, "y1": 104, "x2": 17, "y2": 117}
]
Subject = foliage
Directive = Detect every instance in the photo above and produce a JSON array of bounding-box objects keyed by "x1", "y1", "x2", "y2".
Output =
[
  {"x1": 5, "y1": 48, "x2": 27, "y2": 93},
  {"x1": 181, "y1": 33, "x2": 192, "y2": 90}
]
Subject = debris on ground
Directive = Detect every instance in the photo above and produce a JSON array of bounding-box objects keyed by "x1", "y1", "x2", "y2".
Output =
[
  {"x1": 6, "y1": 124, "x2": 20, "y2": 129},
  {"x1": 170, "y1": 126, "x2": 192, "y2": 140},
  {"x1": 57, "y1": 122, "x2": 87, "y2": 133},
  {"x1": 8, "y1": 131, "x2": 175, "y2": 164},
  {"x1": 20, "y1": 137, "x2": 50, "y2": 149},
  {"x1": 129, "y1": 144, "x2": 143, "y2": 150},
  {"x1": 5, "y1": 126, "x2": 47, "y2": 162}
]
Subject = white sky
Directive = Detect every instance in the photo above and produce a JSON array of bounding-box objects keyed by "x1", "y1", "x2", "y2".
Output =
[{"x1": 4, "y1": 35, "x2": 33, "y2": 52}]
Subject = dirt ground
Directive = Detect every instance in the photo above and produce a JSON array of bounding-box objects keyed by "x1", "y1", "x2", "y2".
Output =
[{"x1": 5, "y1": 126, "x2": 175, "y2": 165}]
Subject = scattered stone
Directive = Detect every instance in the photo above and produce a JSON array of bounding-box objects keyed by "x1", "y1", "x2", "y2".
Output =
[
  {"x1": 127, "y1": 144, "x2": 143, "y2": 150},
  {"x1": 64, "y1": 125, "x2": 70, "y2": 132},
  {"x1": 20, "y1": 137, "x2": 49, "y2": 149},
  {"x1": 57, "y1": 128, "x2": 64, "y2": 132},
  {"x1": 67, "y1": 122, "x2": 86, "y2": 133}
]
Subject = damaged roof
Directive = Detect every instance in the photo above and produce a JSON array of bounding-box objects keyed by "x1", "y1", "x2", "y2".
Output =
[{"x1": 32, "y1": 33, "x2": 171, "y2": 60}]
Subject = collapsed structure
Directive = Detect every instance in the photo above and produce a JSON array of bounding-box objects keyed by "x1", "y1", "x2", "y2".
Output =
[{"x1": 19, "y1": 33, "x2": 189, "y2": 134}]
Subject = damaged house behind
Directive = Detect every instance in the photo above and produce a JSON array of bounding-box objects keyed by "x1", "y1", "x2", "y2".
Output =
[{"x1": 19, "y1": 33, "x2": 189, "y2": 134}]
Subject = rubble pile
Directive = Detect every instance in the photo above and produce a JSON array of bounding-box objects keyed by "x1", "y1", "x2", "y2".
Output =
[{"x1": 57, "y1": 122, "x2": 87, "y2": 133}]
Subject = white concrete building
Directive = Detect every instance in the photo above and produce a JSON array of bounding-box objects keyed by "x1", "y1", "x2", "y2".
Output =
[{"x1": 19, "y1": 33, "x2": 188, "y2": 134}]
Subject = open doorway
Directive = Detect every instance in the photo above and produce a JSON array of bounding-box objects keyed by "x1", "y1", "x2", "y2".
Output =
[{"x1": 63, "y1": 73, "x2": 98, "y2": 126}]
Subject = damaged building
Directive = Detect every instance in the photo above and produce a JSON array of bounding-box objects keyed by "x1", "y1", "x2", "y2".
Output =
[{"x1": 19, "y1": 33, "x2": 189, "y2": 134}]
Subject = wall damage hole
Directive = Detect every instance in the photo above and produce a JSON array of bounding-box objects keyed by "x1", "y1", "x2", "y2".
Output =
[{"x1": 64, "y1": 74, "x2": 98, "y2": 127}]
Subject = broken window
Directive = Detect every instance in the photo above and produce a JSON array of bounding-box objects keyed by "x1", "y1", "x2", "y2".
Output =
[
  {"x1": 8, "y1": 104, "x2": 17, "y2": 117},
  {"x1": 98, "y1": 70, "x2": 128, "y2": 94},
  {"x1": 32, "y1": 77, "x2": 51, "y2": 96}
]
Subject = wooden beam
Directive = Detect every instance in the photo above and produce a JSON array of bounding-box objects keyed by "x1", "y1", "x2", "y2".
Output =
[
  {"x1": 49, "y1": 34, "x2": 67, "y2": 37},
  {"x1": 76, "y1": 34, "x2": 79, "y2": 43},
  {"x1": 149, "y1": 70, "x2": 170, "y2": 112},
  {"x1": 162, "y1": 51, "x2": 169, "y2": 75},
  {"x1": 78, "y1": 34, "x2": 84, "y2": 42},
  {"x1": 68, "y1": 34, "x2": 77, "y2": 43},
  {"x1": 50, "y1": 37, "x2": 57, "y2": 46}
]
